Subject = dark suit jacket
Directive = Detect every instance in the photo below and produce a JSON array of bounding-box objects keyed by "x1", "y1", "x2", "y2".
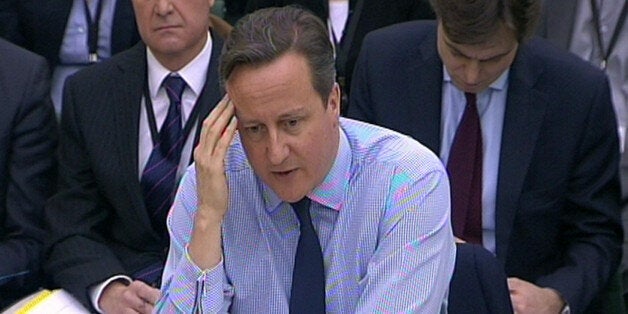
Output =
[
  {"x1": 536, "y1": 0, "x2": 579, "y2": 50},
  {"x1": 449, "y1": 243, "x2": 513, "y2": 314},
  {"x1": 0, "y1": 38, "x2": 57, "y2": 308},
  {"x1": 0, "y1": 0, "x2": 139, "y2": 69},
  {"x1": 348, "y1": 21, "x2": 622, "y2": 314},
  {"x1": 43, "y1": 37, "x2": 223, "y2": 309},
  {"x1": 538, "y1": 0, "x2": 628, "y2": 304},
  {"x1": 243, "y1": 0, "x2": 434, "y2": 112}
]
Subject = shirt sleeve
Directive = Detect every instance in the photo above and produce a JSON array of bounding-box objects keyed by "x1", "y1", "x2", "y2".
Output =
[
  {"x1": 355, "y1": 164, "x2": 456, "y2": 313},
  {"x1": 155, "y1": 166, "x2": 234, "y2": 313}
]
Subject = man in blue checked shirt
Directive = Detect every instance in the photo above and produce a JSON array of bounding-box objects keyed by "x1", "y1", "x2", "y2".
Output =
[{"x1": 157, "y1": 6, "x2": 455, "y2": 313}]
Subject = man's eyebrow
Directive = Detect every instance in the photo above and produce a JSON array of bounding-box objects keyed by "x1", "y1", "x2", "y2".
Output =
[
  {"x1": 277, "y1": 108, "x2": 306, "y2": 119},
  {"x1": 445, "y1": 41, "x2": 470, "y2": 58},
  {"x1": 236, "y1": 108, "x2": 306, "y2": 125}
]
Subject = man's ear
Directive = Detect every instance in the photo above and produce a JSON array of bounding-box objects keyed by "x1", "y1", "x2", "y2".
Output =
[{"x1": 327, "y1": 83, "x2": 341, "y2": 115}]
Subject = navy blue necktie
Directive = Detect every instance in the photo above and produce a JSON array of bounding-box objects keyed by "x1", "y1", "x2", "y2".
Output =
[
  {"x1": 140, "y1": 75, "x2": 186, "y2": 240},
  {"x1": 447, "y1": 93, "x2": 483, "y2": 244},
  {"x1": 289, "y1": 198, "x2": 326, "y2": 313}
]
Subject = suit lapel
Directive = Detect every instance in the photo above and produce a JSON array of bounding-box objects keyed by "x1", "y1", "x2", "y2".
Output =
[
  {"x1": 40, "y1": 0, "x2": 73, "y2": 63},
  {"x1": 494, "y1": 43, "x2": 548, "y2": 262},
  {"x1": 335, "y1": 0, "x2": 363, "y2": 77},
  {"x1": 111, "y1": 43, "x2": 156, "y2": 234},
  {"x1": 112, "y1": 0, "x2": 140, "y2": 54},
  {"x1": 53, "y1": 0, "x2": 74, "y2": 34}
]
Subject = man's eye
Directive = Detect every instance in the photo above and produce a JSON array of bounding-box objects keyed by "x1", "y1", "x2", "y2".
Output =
[
  {"x1": 246, "y1": 125, "x2": 261, "y2": 133},
  {"x1": 286, "y1": 119, "x2": 299, "y2": 128}
]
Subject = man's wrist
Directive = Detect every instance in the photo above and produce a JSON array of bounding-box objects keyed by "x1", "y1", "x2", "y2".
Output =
[
  {"x1": 89, "y1": 275, "x2": 132, "y2": 313},
  {"x1": 545, "y1": 287, "x2": 569, "y2": 314}
]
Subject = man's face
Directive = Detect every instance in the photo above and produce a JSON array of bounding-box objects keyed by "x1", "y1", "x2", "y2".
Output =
[
  {"x1": 227, "y1": 52, "x2": 341, "y2": 203},
  {"x1": 437, "y1": 22, "x2": 518, "y2": 94},
  {"x1": 132, "y1": 0, "x2": 214, "y2": 68}
]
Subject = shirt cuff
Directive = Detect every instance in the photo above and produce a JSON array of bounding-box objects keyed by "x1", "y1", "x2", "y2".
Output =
[
  {"x1": 88, "y1": 275, "x2": 132, "y2": 313},
  {"x1": 165, "y1": 244, "x2": 225, "y2": 312},
  {"x1": 561, "y1": 304, "x2": 571, "y2": 314}
]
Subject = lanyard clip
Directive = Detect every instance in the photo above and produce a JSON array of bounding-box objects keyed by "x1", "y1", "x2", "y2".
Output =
[{"x1": 88, "y1": 53, "x2": 99, "y2": 63}]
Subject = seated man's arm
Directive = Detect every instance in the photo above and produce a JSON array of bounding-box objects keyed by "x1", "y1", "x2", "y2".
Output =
[
  {"x1": 530, "y1": 76, "x2": 622, "y2": 313},
  {"x1": 157, "y1": 97, "x2": 237, "y2": 313},
  {"x1": 356, "y1": 158, "x2": 456, "y2": 313},
  {"x1": 0, "y1": 50, "x2": 56, "y2": 287},
  {"x1": 43, "y1": 74, "x2": 136, "y2": 310}
]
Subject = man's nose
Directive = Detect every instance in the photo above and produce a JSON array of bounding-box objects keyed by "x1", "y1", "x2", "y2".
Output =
[
  {"x1": 266, "y1": 132, "x2": 289, "y2": 166},
  {"x1": 464, "y1": 60, "x2": 481, "y2": 85},
  {"x1": 155, "y1": 0, "x2": 173, "y2": 15}
]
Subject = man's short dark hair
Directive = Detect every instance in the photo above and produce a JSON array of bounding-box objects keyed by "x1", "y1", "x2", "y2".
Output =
[
  {"x1": 220, "y1": 6, "x2": 335, "y2": 104},
  {"x1": 429, "y1": 0, "x2": 540, "y2": 44}
]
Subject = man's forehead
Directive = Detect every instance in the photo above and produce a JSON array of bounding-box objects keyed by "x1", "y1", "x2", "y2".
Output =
[{"x1": 441, "y1": 26, "x2": 517, "y2": 58}]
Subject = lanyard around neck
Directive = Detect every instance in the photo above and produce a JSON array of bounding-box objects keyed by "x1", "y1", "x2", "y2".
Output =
[
  {"x1": 143, "y1": 78, "x2": 203, "y2": 147},
  {"x1": 590, "y1": 0, "x2": 628, "y2": 70},
  {"x1": 83, "y1": 0, "x2": 104, "y2": 63}
]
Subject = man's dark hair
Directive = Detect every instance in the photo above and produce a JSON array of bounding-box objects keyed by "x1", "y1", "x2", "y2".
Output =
[
  {"x1": 220, "y1": 6, "x2": 335, "y2": 104},
  {"x1": 429, "y1": 0, "x2": 540, "y2": 44}
]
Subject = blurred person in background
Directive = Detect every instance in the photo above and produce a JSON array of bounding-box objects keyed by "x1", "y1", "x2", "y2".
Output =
[{"x1": 0, "y1": 38, "x2": 57, "y2": 309}]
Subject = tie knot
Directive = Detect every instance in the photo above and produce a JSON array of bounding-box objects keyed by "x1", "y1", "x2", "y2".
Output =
[
  {"x1": 163, "y1": 75, "x2": 186, "y2": 104},
  {"x1": 290, "y1": 197, "x2": 312, "y2": 224},
  {"x1": 464, "y1": 92, "x2": 477, "y2": 107}
]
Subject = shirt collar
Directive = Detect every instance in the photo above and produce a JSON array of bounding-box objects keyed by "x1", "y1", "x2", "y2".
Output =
[
  {"x1": 262, "y1": 126, "x2": 351, "y2": 212},
  {"x1": 442, "y1": 66, "x2": 510, "y2": 92},
  {"x1": 146, "y1": 31, "x2": 213, "y2": 97}
]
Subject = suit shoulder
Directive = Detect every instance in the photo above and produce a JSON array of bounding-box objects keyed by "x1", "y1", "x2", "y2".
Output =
[
  {"x1": 341, "y1": 118, "x2": 444, "y2": 176},
  {"x1": 524, "y1": 37, "x2": 607, "y2": 82},
  {"x1": 0, "y1": 38, "x2": 50, "y2": 107},
  {"x1": 66, "y1": 43, "x2": 145, "y2": 85},
  {"x1": 0, "y1": 38, "x2": 48, "y2": 71}
]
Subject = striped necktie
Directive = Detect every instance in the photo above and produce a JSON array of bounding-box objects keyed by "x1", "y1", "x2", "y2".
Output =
[{"x1": 140, "y1": 75, "x2": 186, "y2": 241}]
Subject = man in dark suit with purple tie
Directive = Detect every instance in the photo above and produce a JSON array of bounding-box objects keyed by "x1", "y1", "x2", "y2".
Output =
[{"x1": 43, "y1": 0, "x2": 224, "y2": 312}]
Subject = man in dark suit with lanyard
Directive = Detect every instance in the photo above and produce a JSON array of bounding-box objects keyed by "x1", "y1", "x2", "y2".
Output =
[
  {"x1": 43, "y1": 0, "x2": 223, "y2": 312},
  {"x1": 349, "y1": 0, "x2": 622, "y2": 312},
  {"x1": 0, "y1": 0, "x2": 140, "y2": 116}
]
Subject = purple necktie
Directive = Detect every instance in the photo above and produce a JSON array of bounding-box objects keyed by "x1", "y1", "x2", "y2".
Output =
[
  {"x1": 447, "y1": 93, "x2": 483, "y2": 245},
  {"x1": 289, "y1": 198, "x2": 326, "y2": 313},
  {"x1": 140, "y1": 75, "x2": 186, "y2": 241}
]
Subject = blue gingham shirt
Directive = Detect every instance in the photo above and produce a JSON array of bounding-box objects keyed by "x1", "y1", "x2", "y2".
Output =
[{"x1": 157, "y1": 118, "x2": 456, "y2": 313}]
